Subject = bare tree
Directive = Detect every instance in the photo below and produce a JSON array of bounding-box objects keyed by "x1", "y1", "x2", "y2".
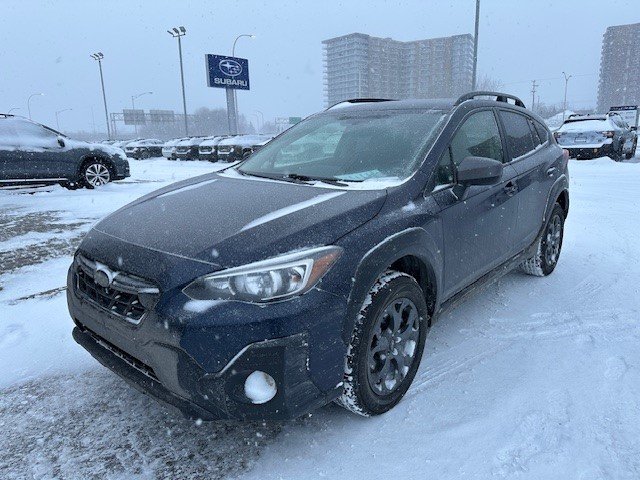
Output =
[{"x1": 475, "y1": 75, "x2": 503, "y2": 91}]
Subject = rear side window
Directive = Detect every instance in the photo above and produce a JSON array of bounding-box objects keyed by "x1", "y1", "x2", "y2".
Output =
[
  {"x1": 499, "y1": 111, "x2": 536, "y2": 160},
  {"x1": 533, "y1": 120, "x2": 549, "y2": 144}
]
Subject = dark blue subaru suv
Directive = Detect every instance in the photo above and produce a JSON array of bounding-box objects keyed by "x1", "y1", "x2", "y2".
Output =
[{"x1": 68, "y1": 92, "x2": 569, "y2": 420}]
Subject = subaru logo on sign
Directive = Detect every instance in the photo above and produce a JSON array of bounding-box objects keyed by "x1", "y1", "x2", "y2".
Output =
[
  {"x1": 219, "y1": 59, "x2": 242, "y2": 77},
  {"x1": 206, "y1": 54, "x2": 250, "y2": 91}
]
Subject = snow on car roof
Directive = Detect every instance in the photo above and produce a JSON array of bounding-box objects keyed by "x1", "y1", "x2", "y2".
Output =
[
  {"x1": 218, "y1": 134, "x2": 274, "y2": 147},
  {"x1": 558, "y1": 118, "x2": 613, "y2": 132},
  {"x1": 199, "y1": 136, "x2": 229, "y2": 147}
]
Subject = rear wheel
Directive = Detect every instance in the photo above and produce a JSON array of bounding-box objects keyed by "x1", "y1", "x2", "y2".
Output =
[
  {"x1": 521, "y1": 203, "x2": 565, "y2": 276},
  {"x1": 625, "y1": 139, "x2": 637, "y2": 160},
  {"x1": 336, "y1": 271, "x2": 428, "y2": 416},
  {"x1": 81, "y1": 160, "x2": 111, "y2": 189}
]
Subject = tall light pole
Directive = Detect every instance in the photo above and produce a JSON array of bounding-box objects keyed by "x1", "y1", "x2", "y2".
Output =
[
  {"x1": 27, "y1": 93, "x2": 44, "y2": 120},
  {"x1": 254, "y1": 110, "x2": 264, "y2": 132},
  {"x1": 167, "y1": 26, "x2": 188, "y2": 136},
  {"x1": 471, "y1": 0, "x2": 480, "y2": 90},
  {"x1": 230, "y1": 34, "x2": 255, "y2": 134},
  {"x1": 131, "y1": 91, "x2": 153, "y2": 136},
  {"x1": 55, "y1": 108, "x2": 72, "y2": 131},
  {"x1": 562, "y1": 72, "x2": 572, "y2": 122},
  {"x1": 251, "y1": 113, "x2": 261, "y2": 132},
  {"x1": 90, "y1": 52, "x2": 111, "y2": 139}
]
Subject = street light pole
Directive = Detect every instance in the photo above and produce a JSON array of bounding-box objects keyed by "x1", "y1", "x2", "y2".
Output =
[
  {"x1": 131, "y1": 91, "x2": 153, "y2": 137},
  {"x1": 471, "y1": 0, "x2": 480, "y2": 90},
  {"x1": 90, "y1": 52, "x2": 111, "y2": 139},
  {"x1": 27, "y1": 93, "x2": 44, "y2": 120},
  {"x1": 229, "y1": 34, "x2": 255, "y2": 134},
  {"x1": 562, "y1": 72, "x2": 572, "y2": 122},
  {"x1": 55, "y1": 108, "x2": 72, "y2": 131},
  {"x1": 167, "y1": 26, "x2": 188, "y2": 136},
  {"x1": 254, "y1": 110, "x2": 264, "y2": 132}
]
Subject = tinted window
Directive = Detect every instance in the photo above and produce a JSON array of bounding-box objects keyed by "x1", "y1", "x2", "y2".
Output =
[
  {"x1": 434, "y1": 110, "x2": 503, "y2": 186},
  {"x1": 534, "y1": 120, "x2": 549, "y2": 144},
  {"x1": 499, "y1": 111, "x2": 536, "y2": 159}
]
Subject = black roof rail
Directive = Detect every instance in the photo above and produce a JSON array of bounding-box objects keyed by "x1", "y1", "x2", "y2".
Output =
[
  {"x1": 326, "y1": 98, "x2": 395, "y2": 110},
  {"x1": 455, "y1": 91, "x2": 526, "y2": 108}
]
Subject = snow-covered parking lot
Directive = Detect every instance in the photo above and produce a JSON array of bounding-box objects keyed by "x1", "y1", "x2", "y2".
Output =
[{"x1": 1, "y1": 155, "x2": 639, "y2": 479}]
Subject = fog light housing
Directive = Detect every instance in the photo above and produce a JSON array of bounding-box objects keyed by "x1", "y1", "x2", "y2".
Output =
[{"x1": 244, "y1": 371, "x2": 277, "y2": 404}]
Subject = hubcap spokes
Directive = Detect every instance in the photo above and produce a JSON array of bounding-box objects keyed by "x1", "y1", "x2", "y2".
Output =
[
  {"x1": 368, "y1": 298, "x2": 420, "y2": 396},
  {"x1": 86, "y1": 164, "x2": 110, "y2": 186},
  {"x1": 545, "y1": 215, "x2": 562, "y2": 265}
]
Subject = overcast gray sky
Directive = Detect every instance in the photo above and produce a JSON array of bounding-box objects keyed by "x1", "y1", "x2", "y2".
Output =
[{"x1": 0, "y1": 0, "x2": 637, "y2": 134}]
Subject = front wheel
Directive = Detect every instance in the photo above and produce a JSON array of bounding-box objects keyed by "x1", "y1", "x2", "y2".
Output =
[
  {"x1": 82, "y1": 160, "x2": 111, "y2": 189},
  {"x1": 521, "y1": 203, "x2": 565, "y2": 276},
  {"x1": 336, "y1": 271, "x2": 429, "y2": 416}
]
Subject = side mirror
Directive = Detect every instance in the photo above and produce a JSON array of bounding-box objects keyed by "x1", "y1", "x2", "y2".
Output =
[
  {"x1": 57, "y1": 136, "x2": 65, "y2": 148},
  {"x1": 457, "y1": 156, "x2": 503, "y2": 186}
]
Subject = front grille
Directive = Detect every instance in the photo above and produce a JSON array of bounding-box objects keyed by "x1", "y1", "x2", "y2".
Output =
[
  {"x1": 75, "y1": 255, "x2": 159, "y2": 324},
  {"x1": 199, "y1": 146, "x2": 212, "y2": 153}
]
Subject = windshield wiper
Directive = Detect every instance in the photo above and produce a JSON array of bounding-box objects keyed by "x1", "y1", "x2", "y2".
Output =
[
  {"x1": 283, "y1": 173, "x2": 352, "y2": 187},
  {"x1": 237, "y1": 170, "x2": 309, "y2": 184}
]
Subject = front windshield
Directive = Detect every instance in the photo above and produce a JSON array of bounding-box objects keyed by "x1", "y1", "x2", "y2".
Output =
[{"x1": 238, "y1": 108, "x2": 446, "y2": 183}]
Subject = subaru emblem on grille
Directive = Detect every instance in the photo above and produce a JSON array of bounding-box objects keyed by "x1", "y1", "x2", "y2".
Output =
[{"x1": 94, "y1": 263, "x2": 116, "y2": 288}]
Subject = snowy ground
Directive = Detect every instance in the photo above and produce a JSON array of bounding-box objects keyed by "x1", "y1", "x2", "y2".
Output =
[{"x1": 1, "y1": 155, "x2": 639, "y2": 479}]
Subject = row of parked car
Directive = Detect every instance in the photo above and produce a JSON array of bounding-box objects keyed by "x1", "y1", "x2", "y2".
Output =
[{"x1": 102, "y1": 134, "x2": 274, "y2": 162}]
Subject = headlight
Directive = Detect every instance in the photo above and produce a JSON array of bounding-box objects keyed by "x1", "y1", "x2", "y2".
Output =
[{"x1": 182, "y1": 246, "x2": 342, "y2": 302}]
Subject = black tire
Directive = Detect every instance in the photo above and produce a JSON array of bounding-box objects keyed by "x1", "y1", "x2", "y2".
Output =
[
  {"x1": 625, "y1": 139, "x2": 637, "y2": 160},
  {"x1": 336, "y1": 271, "x2": 429, "y2": 416},
  {"x1": 140, "y1": 150, "x2": 151, "y2": 160},
  {"x1": 80, "y1": 159, "x2": 112, "y2": 189},
  {"x1": 521, "y1": 203, "x2": 565, "y2": 277}
]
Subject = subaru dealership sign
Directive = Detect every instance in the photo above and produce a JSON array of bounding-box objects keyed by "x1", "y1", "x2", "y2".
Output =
[{"x1": 205, "y1": 54, "x2": 250, "y2": 90}]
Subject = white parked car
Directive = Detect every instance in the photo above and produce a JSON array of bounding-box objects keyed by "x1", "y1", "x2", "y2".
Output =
[{"x1": 161, "y1": 137, "x2": 189, "y2": 160}]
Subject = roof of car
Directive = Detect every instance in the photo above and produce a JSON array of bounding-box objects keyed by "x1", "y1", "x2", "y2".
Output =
[{"x1": 325, "y1": 91, "x2": 528, "y2": 114}]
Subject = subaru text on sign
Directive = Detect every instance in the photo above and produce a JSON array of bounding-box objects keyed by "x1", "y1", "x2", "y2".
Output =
[{"x1": 205, "y1": 54, "x2": 250, "y2": 90}]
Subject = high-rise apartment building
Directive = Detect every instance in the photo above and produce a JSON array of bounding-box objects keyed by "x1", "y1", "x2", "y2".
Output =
[
  {"x1": 322, "y1": 33, "x2": 474, "y2": 106},
  {"x1": 597, "y1": 22, "x2": 640, "y2": 112}
]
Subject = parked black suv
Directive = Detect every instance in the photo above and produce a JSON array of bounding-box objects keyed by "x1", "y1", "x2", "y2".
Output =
[
  {"x1": 68, "y1": 92, "x2": 569, "y2": 420},
  {"x1": 0, "y1": 114, "x2": 130, "y2": 188}
]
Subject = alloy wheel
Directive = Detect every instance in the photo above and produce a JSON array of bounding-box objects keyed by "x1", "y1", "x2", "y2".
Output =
[
  {"x1": 544, "y1": 214, "x2": 562, "y2": 266},
  {"x1": 85, "y1": 163, "x2": 111, "y2": 187},
  {"x1": 367, "y1": 297, "x2": 421, "y2": 396}
]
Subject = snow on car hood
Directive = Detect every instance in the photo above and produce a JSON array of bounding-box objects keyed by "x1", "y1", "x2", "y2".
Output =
[{"x1": 90, "y1": 173, "x2": 387, "y2": 268}]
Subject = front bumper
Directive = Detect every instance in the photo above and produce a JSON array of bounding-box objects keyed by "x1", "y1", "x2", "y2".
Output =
[
  {"x1": 198, "y1": 150, "x2": 217, "y2": 161},
  {"x1": 67, "y1": 263, "x2": 346, "y2": 421},
  {"x1": 113, "y1": 158, "x2": 131, "y2": 179}
]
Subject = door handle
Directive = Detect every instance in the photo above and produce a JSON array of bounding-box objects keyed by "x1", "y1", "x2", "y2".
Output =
[
  {"x1": 546, "y1": 167, "x2": 557, "y2": 177},
  {"x1": 503, "y1": 182, "x2": 518, "y2": 197}
]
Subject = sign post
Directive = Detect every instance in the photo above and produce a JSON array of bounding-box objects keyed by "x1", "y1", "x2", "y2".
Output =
[
  {"x1": 609, "y1": 105, "x2": 639, "y2": 129},
  {"x1": 206, "y1": 54, "x2": 250, "y2": 135}
]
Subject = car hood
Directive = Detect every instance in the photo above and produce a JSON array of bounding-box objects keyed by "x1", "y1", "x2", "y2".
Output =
[
  {"x1": 65, "y1": 138, "x2": 127, "y2": 160},
  {"x1": 88, "y1": 172, "x2": 387, "y2": 270}
]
